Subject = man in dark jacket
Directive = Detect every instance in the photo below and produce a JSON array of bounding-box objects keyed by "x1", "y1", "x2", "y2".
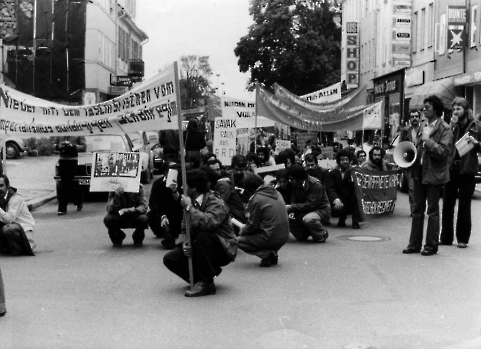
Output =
[
  {"x1": 440, "y1": 97, "x2": 481, "y2": 248},
  {"x1": 403, "y1": 95, "x2": 453, "y2": 256},
  {"x1": 326, "y1": 149, "x2": 361, "y2": 229},
  {"x1": 303, "y1": 152, "x2": 329, "y2": 186},
  {"x1": 52, "y1": 136, "x2": 87, "y2": 215},
  {"x1": 163, "y1": 169, "x2": 238, "y2": 297},
  {"x1": 147, "y1": 162, "x2": 183, "y2": 249},
  {"x1": 159, "y1": 130, "x2": 180, "y2": 164},
  {"x1": 237, "y1": 173, "x2": 289, "y2": 267},
  {"x1": 286, "y1": 165, "x2": 330, "y2": 242},
  {"x1": 104, "y1": 184, "x2": 149, "y2": 247}
]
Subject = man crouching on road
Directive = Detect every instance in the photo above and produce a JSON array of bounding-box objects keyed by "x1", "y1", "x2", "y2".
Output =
[
  {"x1": 163, "y1": 169, "x2": 238, "y2": 297},
  {"x1": 104, "y1": 185, "x2": 149, "y2": 247},
  {"x1": 0, "y1": 174, "x2": 35, "y2": 256}
]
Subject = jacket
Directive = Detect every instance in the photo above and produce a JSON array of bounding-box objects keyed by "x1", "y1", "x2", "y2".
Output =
[
  {"x1": 447, "y1": 116, "x2": 481, "y2": 176},
  {"x1": 240, "y1": 185, "x2": 289, "y2": 245},
  {"x1": 184, "y1": 130, "x2": 206, "y2": 151},
  {"x1": 410, "y1": 117, "x2": 453, "y2": 185},
  {"x1": 361, "y1": 159, "x2": 389, "y2": 171},
  {"x1": 289, "y1": 175, "x2": 331, "y2": 223},
  {"x1": 149, "y1": 175, "x2": 183, "y2": 221},
  {"x1": 181, "y1": 191, "x2": 238, "y2": 261},
  {"x1": 53, "y1": 136, "x2": 87, "y2": 160},
  {"x1": 399, "y1": 125, "x2": 418, "y2": 143},
  {"x1": 326, "y1": 165, "x2": 355, "y2": 205},
  {"x1": 214, "y1": 178, "x2": 246, "y2": 223},
  {"x1": 106, "y1": 185, "x2": 149, "y2": 214}
]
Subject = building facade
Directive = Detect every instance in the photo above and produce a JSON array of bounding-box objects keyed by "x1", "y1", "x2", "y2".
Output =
[{"x1": 0, "y1": 0, "x2": 147, "y2": 105}]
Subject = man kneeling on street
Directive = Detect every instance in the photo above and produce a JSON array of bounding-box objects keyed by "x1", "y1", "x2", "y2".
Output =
[
  {"x1": 0, "y1": 175, "x2": 35, "y2": 256},
  {"x1": 104, "y1": 185, "x2": 149, "y2": 247},
  {"x1": 286, "y1": 165, "x2": 331, "y2": 243},
  {"x1": 163, "y1": 169, "x2": 238, "y2": 297}
]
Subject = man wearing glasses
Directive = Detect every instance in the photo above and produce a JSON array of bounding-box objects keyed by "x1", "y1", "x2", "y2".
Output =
[
  {"x1": 402, "y1": 95, "x2": 453, "y2": 256},
  {"x1": 399, "y1": 109, "x2": 422, "y2": 215}
]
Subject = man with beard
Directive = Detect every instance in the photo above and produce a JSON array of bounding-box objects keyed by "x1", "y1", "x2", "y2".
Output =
[
  {"x1": 440, "y1": 97, "x2": 481, "y2": 248},
  {"x1": 231, "y1": 155, "x2": 254, "y2": 203},
  {"x1": 402, "y1": 95, "x2": 453, "y2": 256},
  {"x1": 361, "y1": 146, "x2": 390, "y2": 171},
  {"x1": 399, "y1": 109, "x2": 422, "y2": 215},
  {"x1": 286, "y1": 165, "x2": 330, "y2": 243},
  {"x1": 303, "y1": 152, "x2": 329, "y2": 186},
  {"x1": 326, "y1": 149, "x2": 361, "y2": 229}
]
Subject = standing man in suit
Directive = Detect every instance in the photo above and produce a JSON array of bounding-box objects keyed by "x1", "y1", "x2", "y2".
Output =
[
  {"x1": 402, "y1": 95, "x2": 453, "y2": 256},
  {"x1": 399, "y1": 109, "x2": 421, "y2": 215}
]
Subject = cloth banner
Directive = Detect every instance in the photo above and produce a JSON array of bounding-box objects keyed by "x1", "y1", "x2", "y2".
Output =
[
  {"x1": 90, "y1": 152, "x2": 141, "y2": 192},
  {"x1": 299, "y1": 82, "x2": 341, "y2": 104},
  {"x1": 0, "y1": 63, "x2": 180, "y2": 137},
  {"x1": 352, "y1": 168, "x2": 400, "y2": 221},
  {"x1": 257, "y1": 86, "x2": 383, "y2": 132}
]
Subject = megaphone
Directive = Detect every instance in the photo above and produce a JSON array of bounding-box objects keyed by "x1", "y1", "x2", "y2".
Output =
[{"x1": 393, "y1": 141, "x2": 417, "y2": 168}]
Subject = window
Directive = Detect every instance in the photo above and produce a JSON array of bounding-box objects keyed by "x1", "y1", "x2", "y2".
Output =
[
  {"x1": 471, "y1": 5, "x2": 478, "y2": 47},
  {"x1": 99, "y1": 34, "x2": 115, "y2": 69},
  {"x1": 436, "y1": 13, "x2": 446, "y2": 55},
  {"x1": 412, "y1": 12, "x2": 418, "y2": 52},
  {"x1": 421, "y1": 8, "x2": 426, "y2": 49},
  {"x1": 428, "y1": 3, "x2": 434, "y2": 47}
]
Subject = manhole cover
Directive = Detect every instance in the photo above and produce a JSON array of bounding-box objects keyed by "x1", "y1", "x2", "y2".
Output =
[{"x1": 338, "y1": 235, "x2": 390, "y2": 242}]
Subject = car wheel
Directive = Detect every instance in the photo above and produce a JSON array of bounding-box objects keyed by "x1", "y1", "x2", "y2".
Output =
[{"x1": 5, "y1": 142, "x2": 19, "y2": 159}]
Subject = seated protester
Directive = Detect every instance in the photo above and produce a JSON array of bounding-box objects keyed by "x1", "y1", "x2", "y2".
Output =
[
  {"x1": 237, "y1": 172, "x2": 290, "y2": 267},
  {"x1": 275, "y1": 149, "x2": 296, "y2": 169},
  {"x1": 245, "y1": 152, "x2": 260, "y2": 172},
  {"x1": 0, "y1": 174, "x2": 35, "y2": 256},
  {"x1": 256, "y1": 146, "x2": 276, "y2": 167},
  {"x1": 326, "y1": 149, "x2": 361, "y2": 229},
  {"x1": 147, "y1": 162, "x2": 183, "y2": 249},
  {"x1": 204, "y1": 160, "x2": 246, "y2": 233},
  {"x1": 163, "y1": 169, "x2": 238, "y2": 297},
  {"x1": 201, "y1": 151, "x2": 217, "y2": 167},
  {"x1": 361, "y1": 146, "x2": 390, "y2": 171},
  {"x1": 275, "y1": 169, "x2": 291, "y2": 204},
  {"x1": 286, "y1": 165, "x2": 331, "y2": 243},
  {"x1": 304, "y1": 152, "x2": 329, "y2": 186},
  {"x1": 356, "y1": 150, "x2": 367, "y2": 166},
  {"x1": 104, "y1": 185, "x2": 149, "y2": 247},
  {"x1": 347, "y1": 146, "x2": 358, "y2": 166},
  {"x1": 231, "y1": 154, "x2": 254, "y2": 204}
]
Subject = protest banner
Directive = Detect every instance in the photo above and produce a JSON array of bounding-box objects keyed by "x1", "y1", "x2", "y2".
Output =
[
  {"x1": 351, "y1": 167, "x2": 400, "y2": 221},
  {"x1": 0, "y1": 63, "x2": 180, "y2": 137},
  {"x1": 275, "y1": 140, "x2": 291, "y2": 154},
  {"x1": 213, "y1": 117, "x2": 237, "y2": 166},
  {"x1": 90, "y1": 152, "x2": 141, "y2": 192}
]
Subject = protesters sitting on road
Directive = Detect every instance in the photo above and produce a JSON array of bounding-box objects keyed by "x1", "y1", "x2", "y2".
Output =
[
  {"x1": 163, "y1": 169, "x2": 238, "y2": 297},
  {"x1": 0, "y1": 174, "x2": 35, "y2": 256},
  {"x1": 286, "y1": 165, "x2": 331, "y2": 243},
  {"x1": 361, "y1": 146, "x2": 391, "y2": 171},
  {"x1": 326, "y1": 149, "x2": 361, "y2": 229},
  {"x1": 237, "y1": 172, "x2": 290, "y2": 267},
  {"x1": 303, "y1": 152, "x2": 329, "y2": 186},
  {"x1": 256, "y1": 146, "x2": 276, "y2": 167},
  {"x1": 147, "y1": 162, "x2": 183, "y2": 249},
  {"x1": 104, "y1": 185, "x2": 149, "y2": 247}
]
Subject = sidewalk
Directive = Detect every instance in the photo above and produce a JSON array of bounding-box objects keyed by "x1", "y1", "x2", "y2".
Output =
[{"x1": 4, "y1": 155, "x2": 57, "y2": 210}]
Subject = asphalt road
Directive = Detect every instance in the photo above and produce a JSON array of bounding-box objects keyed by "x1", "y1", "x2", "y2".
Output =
[{"x1": 1, "y1": 170, "x2": 481, "y2": 349}]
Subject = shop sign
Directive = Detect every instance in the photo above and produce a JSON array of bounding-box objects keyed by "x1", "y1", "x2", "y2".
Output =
[
  {"x1": 374, "y1": 78, "x2": 399, "y2": 95},
  {"x1": 344, "y1": 22, "x2": 359, "y2": 88}
]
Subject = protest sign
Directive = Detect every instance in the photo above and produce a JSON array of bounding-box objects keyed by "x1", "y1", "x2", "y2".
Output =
[
  {"x1": 213, "y1": 117, "x2": 237, "y2": 166},
  {"x1": 90, "y1": 152, "x2": 141, "y2": 192}
]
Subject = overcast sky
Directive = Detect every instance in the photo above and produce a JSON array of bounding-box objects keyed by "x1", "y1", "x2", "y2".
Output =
[{"x1": 137, "y1": 0, "x2": 254, "y2": 101}]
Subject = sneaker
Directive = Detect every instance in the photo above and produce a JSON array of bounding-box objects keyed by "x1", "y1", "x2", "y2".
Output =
[{"x1": 457, "y1": 242, "x2": 468, "y2": 248}]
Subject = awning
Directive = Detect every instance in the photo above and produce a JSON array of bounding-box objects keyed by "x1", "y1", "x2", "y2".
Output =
[{"x1": 406, "y1": 77, "x2": 457, "y2": 109}]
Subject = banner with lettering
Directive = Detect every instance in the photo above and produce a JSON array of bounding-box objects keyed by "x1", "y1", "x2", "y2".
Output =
[
  {"x1": 352, "y1": 168, "x2": 400, "y2": 221},
  {"x1": 0, "y1": 63, "x2": 180, "y2": 137},
  {"x1": 299, "y1": 82, "x2": 341, "y2": 104},
  {"x1": 256, "y1": 86, "x2": 383, "y2": 131}
]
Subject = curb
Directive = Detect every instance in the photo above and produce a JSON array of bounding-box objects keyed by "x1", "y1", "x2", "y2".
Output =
[{"x1": 26, "y1": 191, "x2": 57, "y2": 211}]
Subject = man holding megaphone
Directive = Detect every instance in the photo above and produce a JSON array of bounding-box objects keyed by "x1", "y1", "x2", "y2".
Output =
[{"x1": 402, "y1": 95, "x2": 453, "y2": 256}]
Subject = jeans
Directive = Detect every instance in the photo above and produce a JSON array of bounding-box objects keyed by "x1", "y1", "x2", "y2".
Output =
[
  {"x1": 408, "y1": 180, "x2": 442, "y2": 252},
  {"x1": 403, "y1": 168, "x2": 415, "y2": 214},
  {"x1": 103, "y1": 213, "x2": 149, "y2": 244},
  {"x1": 57, "y1": 159, "x2": 82, "y2": 213},
  {"x1": 440, "y1": 171, "x2": 475, "y2": 244}
]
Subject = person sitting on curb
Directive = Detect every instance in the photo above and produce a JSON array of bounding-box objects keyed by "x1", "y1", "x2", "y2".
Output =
[
  {"x1": 237, "y1": 172, "x2": 290, "y2": 267},
  {"x1": 286, "y1": 165, "x2": 331, "y2": 243},
  {"x1": 0, "y1": 174, "x2": 35, "y2": 256},
  {"x1": 104, "y1": 185, "x2": 149, "y2": 247}
]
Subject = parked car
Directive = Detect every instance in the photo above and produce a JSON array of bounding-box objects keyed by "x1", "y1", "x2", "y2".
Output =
[
  {"x1": 151, "y1": 143, "x2": 164, "y2": 173},
  {"x1": 0, "y1": 136, "x2": 27, "y2": 159},
  {"x1": 54, "y1": 133, "x2": 154, "y2": 195},
  {"x1": 126, "y1": 130, "x2": 155, "y2": 182}
]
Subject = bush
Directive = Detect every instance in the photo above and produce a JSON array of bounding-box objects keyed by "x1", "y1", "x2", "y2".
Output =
[{"x1": 23, "y1": 137, "x2": 55, "y2": 156}]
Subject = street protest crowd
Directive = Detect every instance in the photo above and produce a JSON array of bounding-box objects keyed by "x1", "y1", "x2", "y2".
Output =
[{"x1": 0, "y1": 95, "x2": 479, "y2": 304}]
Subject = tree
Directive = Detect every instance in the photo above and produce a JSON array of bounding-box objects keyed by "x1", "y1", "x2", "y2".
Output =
[
  {"x1": 234, "y1": 0, "x2": 341, "y2": 95},
  {"x1": 179, "y1": 55, "x2": 214, "y2": 110}
]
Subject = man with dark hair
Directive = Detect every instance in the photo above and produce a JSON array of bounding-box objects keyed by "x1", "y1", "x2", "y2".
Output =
[
  {"x1": 0, "y1": 174, "x2": 35, "y2": 256},
  {"x1": 237, "y1": 172, "x2": 290, "y2": 267},
  {"x1": 275, "y1": 169, "x2": 291, "y2": 204},
  {"x1": 286, "y1": 165, "x2": 330, "y2": 242},
  {"x1": 163, "y1": 169, "x2": 238, "y2": 297},
  {"x1": 440, "y1": 97, "x2": 481, "y2": 248},
  {"x1": 356, "y1": 150, "x2": 367, "y2": 166},
  {"x1": 159, "y1": 129, "x2": 180, "y2": 164},
  {"x1": 275, "y1": 149, "x2": 296, "y2": 169},
  {"x1": 147, "y1": 162, "x2": 183, "y2": 249},
  {"x1": 326, "y1": 149, "x2": 361, "y2": 229},
  {"x1": 104, "y1": 184, "x2": 149, "y2": 247},
  {"x1": 361, "y1": 146, "x2": 389, "y2": 171},
  {"x1": 303, "y1": 152, "x2": 329, "y2": 186},
  {"x1": 230, "y1": 154, "x2": 254, "y2": 203},
  {"x1": 403, "y1": 94, "x2": 453, "y2": 256},
  {"x1": 399, "y1": 109, "x2": 421, "y2": 215},
  {"x1": 52, "y1": 136, "x2": 87, "y2": 215}
]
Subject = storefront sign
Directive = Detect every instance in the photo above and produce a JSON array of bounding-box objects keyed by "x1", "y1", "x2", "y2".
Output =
[
  {"x1": 344, "y1": 22, "x2": 359, "y2": 88},
  {"x1": 448, "y1": 6, "x2": 466, "y2": 50},
  {"x1": 374, "y1": 79, "x2": 399, "y2": 95}
]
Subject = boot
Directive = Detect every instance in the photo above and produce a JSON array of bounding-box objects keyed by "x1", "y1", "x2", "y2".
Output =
[{"x1": 185, "y1": 280, "x2": 216, "y2": 297}]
